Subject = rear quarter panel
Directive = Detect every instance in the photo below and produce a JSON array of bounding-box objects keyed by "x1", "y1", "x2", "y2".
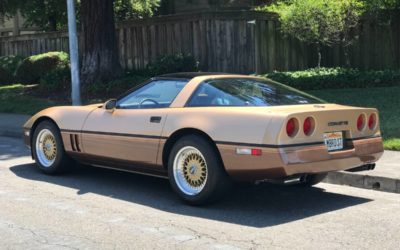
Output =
[{"x1": 161, "y1": 107, "x2": 280, "y2": 144}]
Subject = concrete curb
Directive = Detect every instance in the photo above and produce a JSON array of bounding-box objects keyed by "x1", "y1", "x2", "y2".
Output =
[{"x1": 324, "y1": 172, "x2": 400, "y2": 194}]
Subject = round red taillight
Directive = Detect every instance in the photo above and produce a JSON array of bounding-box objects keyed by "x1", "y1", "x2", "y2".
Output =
[
  {"x1": 368, "y1": 113, "x2": 376, "y2": 130},
  {"x1": 357, "y1": 114, "x2": 365, "y2": 131},
  {"x1": 303, "y1": 117, "x2": 314, "y2": 136},
  {"x1": 286, "y1": 118, "x2": 298, "y2": 137}
]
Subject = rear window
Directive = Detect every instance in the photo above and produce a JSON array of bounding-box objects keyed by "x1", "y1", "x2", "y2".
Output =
[{"x1": 187, "y1": 78, "x2": 323, "y2": 107}]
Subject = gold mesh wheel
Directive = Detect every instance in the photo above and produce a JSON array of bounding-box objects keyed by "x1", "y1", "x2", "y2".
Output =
[
  {"x1": 35, "y1": 129, "x2": 57, "y2": 167},
  {"x1": 173, "y1": 146, "x2": 208, "y2": 196}
]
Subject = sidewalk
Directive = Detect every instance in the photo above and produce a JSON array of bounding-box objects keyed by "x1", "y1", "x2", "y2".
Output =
[
  {"x1": 0, "y1": 113, "x2": 30, "y2": 138},
  {"x1": 0, "y1": 112, "x2": 398, "y2": 194}
]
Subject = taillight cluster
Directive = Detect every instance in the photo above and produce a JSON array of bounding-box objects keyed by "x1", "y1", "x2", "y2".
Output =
[
  {"x1": 358, "y1": 113, "x2": 377, "y2": 131},
  {"x1": 286, "y1": 117, "x2": 315, "y2": 137}
]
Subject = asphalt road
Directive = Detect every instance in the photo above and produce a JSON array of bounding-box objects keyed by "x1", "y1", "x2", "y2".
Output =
[{"x1": 1, "y1": 136, "x2": 399, "y2": 250}]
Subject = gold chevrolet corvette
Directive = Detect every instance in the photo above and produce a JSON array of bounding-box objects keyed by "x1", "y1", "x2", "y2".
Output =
[{"x1": 23, "y1": 73, "x2": 384, "y2": 204}]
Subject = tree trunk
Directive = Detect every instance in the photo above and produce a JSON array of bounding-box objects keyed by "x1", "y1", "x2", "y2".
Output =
[
  {"x1": 343, "y1": 46, "x2": 351, "y2": 68},
  {"x1": 48, "y1": 15, "x2": 57, "y2": 32},
  {"x1": 316, "y1": 43, "x2": 322, "y2": 68},
  {"x1": 80, "y1": 0, "x2": 122, "y2": 85}
]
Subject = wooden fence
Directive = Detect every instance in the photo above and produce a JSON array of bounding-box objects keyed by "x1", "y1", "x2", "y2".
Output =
[{"x1": 0, "y1": 11, "x2": 399, "y2": 73}]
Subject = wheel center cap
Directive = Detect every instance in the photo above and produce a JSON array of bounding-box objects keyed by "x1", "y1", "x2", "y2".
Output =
[{"x1": 189, "y1": 165, "x2": 197, "y2": 175}]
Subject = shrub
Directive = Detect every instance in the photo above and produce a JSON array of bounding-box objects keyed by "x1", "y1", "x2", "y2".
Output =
[
  {"x1": 39, "y1": 67, "x2": 71, "y2": 91},
  {"x1": 0, "y1": 67, "x2": 14, "y2": 85},
  {"x1": 263, "y1": 67, "x2": 400, "y2": 90},
  {"x1": 84, "y1": 74, "x2": 147, "y2": 99},
  {"x1": 15, "y1": 51, "x2": 70, "y2": 84},
  {"x1": 147, "y1": 53, "x2": 199, "y2": 76},
  {"x1": 0, "y1": 55, "x2": 24, "y2": 75}
]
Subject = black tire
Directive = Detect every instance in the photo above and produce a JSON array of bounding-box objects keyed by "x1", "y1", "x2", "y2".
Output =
[
  {"x1": 168, "y1": 135, "x2": 231, "y2": 205},
  {"x1": 32, "y1": 120, "x2": 73, "y2": 174},
  {"x1": 298, "y1": 173, "x2": 328, "y2": 187}
]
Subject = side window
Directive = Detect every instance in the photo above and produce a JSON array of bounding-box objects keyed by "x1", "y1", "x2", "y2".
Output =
[
  {"x1": 187, "y1": 78, "x2": 321, "y2": 107},
  {"x1": 117, "y1": 79, "x2": 188, "y2": 109},
  {"x1": 187, "y1": 82, "x2": 246, "y2": 107}
]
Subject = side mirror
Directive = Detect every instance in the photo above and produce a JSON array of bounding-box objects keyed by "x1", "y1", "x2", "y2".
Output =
[{"x1": 104, "y1": 99, "x2": 117, "y2": 111}]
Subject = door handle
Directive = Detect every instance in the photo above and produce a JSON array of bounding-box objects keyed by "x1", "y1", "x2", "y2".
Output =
[{"x1": 150, "y1": 116, "x2": 162, "y2": 123}]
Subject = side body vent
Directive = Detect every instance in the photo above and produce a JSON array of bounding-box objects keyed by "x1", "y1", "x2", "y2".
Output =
[{"x1": 70, "y1": 134, "x2": 81, "y2": 152}]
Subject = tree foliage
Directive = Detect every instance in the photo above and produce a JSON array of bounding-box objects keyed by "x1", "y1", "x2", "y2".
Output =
[
  {"x1": 114, "y1": 0, "x2": 160, "y2": 21},
  {"x1": 0, "y1": 0, "x2": 160, "y2": 31},
  {"x1": 0, "y1": 0, "x2": 67, "y2": 31},
  {"x1": 363, "y1": 0, "x2": 400, "y2": 11},
  {"x1": 259, "y1": 0, "x2": 365, "y2": 67}
]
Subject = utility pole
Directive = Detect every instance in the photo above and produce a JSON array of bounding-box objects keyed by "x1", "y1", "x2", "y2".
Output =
[{"x1": 66, "y1": 0, "x2": 81, "y2": 105}]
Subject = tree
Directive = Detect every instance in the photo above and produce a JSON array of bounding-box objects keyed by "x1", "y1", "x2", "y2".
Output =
[
  {"x1": 114, "y1": 0, "x2": 160, "y2": 21},
  {"x1": 80, "y1": 0, "x2": 159, "y2": 85},
  {"x1": 0, "y1": 0, "x2": 67, "y2": 31},
  {"x1": 363, "y1": 0, "x2": 400, "y2": 11},
  {"x1": 79, "y1": 0, "x2": 122, "y2": 85},
  {"x1": 1, "y1": 0, "x2": 159, "y2": 85},
  {"x1": 1, "y1": 0, "x2": 160, "y2": 31},
  {"x1": 260, "y1": 0, "x2": 365, "y2": 67}
]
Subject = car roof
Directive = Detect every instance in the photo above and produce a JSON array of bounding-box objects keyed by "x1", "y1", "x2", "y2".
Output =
[{"x1": 156, "y1": 72, "x2": 232, "y2": 80}]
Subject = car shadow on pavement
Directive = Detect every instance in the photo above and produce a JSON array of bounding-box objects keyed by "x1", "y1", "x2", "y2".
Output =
[{"x1": 10, "y1": 163, "x2": 372, "y2": 228}]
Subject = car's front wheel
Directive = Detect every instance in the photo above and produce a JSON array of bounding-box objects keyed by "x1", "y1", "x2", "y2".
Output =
[
  {"x1": 168, "y1": 135, "x2": 231, "y2": 205},
  {"x1": 32, "y1": 120, "x2": 72, "y2": 174}
]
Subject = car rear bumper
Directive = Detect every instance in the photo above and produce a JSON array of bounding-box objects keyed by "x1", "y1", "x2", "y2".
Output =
[{"x1": 217, "y1": 136, "x2": 384, "y2": 181}]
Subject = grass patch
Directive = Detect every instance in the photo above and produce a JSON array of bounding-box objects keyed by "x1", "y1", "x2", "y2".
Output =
[
  {"x1": 0, "y1": 75, "x2": 148, "y2": 115},
  {"x1": 309, "y1": 86, "x2": 400, "y2": 150},
  {"x1": 0, "y1": 84, "x2": 60, "y2": 115},
  {"x1": 383, "y1": 139, "x2": 400, "y2": 151}
]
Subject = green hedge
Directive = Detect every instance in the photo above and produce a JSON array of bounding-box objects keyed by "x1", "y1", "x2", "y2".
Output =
[
  {"x1": 263, "y1": 67, "x2": 400, "y2": 90},
  {"x1": 0, "y1": 67, "x2": 14, "y2": 85},
  {"x1": 84, "y1": 74, "x2": 147, "y2": 98},
  {"x1": 15, "y1": 51, "x2": 70, "y2": 84},
  {"x1": 0, "y1": 55, "x2": 24, "y2": 85},
  {"x1": 0, "y1": 55, "x2": 24, "y2": 75},
  {"x1": 147, "y1": 53, "x2": 199, "y2": 76}
]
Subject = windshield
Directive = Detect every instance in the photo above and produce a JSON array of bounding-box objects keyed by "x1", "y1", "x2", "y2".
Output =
[{"x1": 187, "y1": 78, "x2": 323, "y2": 107}]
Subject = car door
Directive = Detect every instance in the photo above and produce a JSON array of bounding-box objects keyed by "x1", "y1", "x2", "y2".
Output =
[{"x1": 81, "y1": 79, "x2": 189, "y2": 168}]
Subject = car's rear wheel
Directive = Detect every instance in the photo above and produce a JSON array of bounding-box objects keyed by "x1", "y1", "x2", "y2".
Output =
[
  {"x1": 299, "y1": 173, "x2": 328, "y2": 187},
  {"x1": 168, "y1": 135, "x2": 231, "y2": 205},
  {"x1": 32, "y1": 120, "x2": 72, "y2": 174}
]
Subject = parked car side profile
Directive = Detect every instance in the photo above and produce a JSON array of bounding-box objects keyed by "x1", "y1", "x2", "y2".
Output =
[{"x1": 23, "y1": 73, "x2": 384, "y2": 204}]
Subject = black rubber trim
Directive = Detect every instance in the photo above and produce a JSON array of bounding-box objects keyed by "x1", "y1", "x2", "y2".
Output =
[
  {"x1": 61, "y1": 129, "x2": 381, "y2": 149},
  {"x1": 347, "y1": 135, "x2": 381, "y2": 141},
  {"x1": 215, "y1": 135, "x2": 382, "y2": 149},
  {"x1": 214, "y1": 140, "x2": 325, "y2": 148},
  {"x1": 61, "y1": 129, "x2": 168, "y2": 140}
]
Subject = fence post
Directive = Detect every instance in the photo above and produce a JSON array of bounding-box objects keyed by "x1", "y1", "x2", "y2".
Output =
[{"x1": 248, "y1": 20, "x2": 259, "y2": 74}]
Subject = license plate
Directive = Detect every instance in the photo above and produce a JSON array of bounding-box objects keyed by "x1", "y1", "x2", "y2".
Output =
[{"x1": 323, "y1": 132, "x2": 343, "y2": 151}]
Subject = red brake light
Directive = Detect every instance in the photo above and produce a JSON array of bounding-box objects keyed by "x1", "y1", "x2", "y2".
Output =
[
  {"x1": 357, "y1": 114, "x2": 365, "y2": 131},
  {"x1": 368, "y1": 114, "x2": 376, "y2": 130},
  {"x1": 303, "y1": 117, "x2": 314, "y2": 136},
  {"x1": 286, "y1": 118, "x2": 298, "y2": 137},
  {"x1": 251, "y1": 149, "x2": 262, "y2": 156}
]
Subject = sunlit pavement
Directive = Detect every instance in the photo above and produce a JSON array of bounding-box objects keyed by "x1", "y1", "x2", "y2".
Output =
[{"x1": 0, "y1": 136, "x2": 399, "y2": 249}]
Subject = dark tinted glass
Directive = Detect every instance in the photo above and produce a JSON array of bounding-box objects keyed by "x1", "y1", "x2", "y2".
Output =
[{"x1": 187, "y1": 78, "x2": 323, "y2": 107}]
